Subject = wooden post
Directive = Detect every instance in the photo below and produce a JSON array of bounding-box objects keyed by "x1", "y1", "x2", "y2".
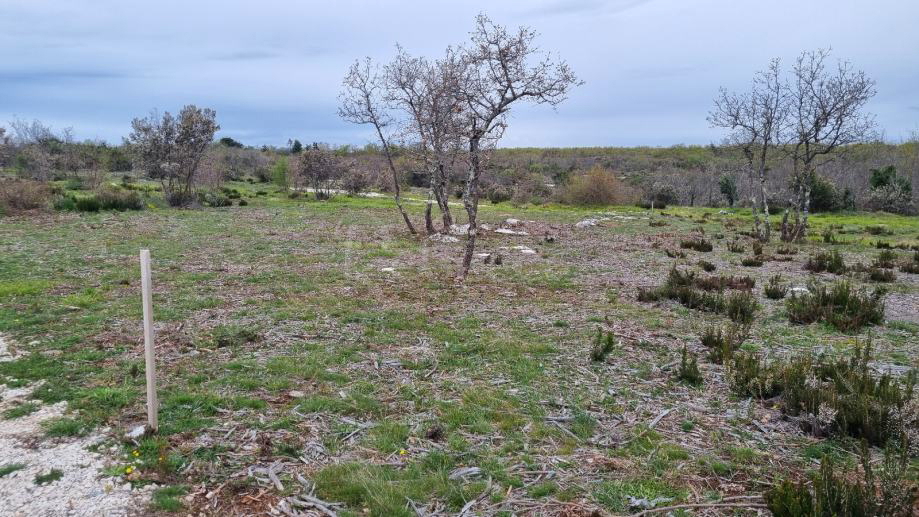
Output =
[{"x1": 140, "y1": 249, "x2": 158, "y2": 432}]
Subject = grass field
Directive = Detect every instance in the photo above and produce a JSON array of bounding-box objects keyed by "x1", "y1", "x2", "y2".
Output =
[{"x1": 1, "y1": 182, "x2": 918, "y2": 515}]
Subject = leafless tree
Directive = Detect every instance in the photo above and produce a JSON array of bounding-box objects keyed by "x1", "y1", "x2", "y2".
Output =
[
  {"x1": 454, "y1": 14, "x2": 581, "y2": 279},
  {"x1": 709, "y1": 58, "x2": 787, "y2": 241},
  {"x1": 782, "y1": 49, "x2": 876, "y2": 240},
  {"x1": 339, "y1": 59, "x2": 417, "y2": 234},
  {"x1": 291, "y1": 143, "x2": 346, "y2": 200},
  {"x1": 0, "y1": 127, "x2": 10, "y2": 167},
  {"x1": 385, "y1": 47, "x2": 464, "y2": 231},
  {"x1": 128, "y1": 105, "x2": 219, "y2": 206}
]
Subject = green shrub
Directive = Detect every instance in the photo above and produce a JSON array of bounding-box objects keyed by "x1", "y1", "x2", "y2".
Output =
[
  {"x1": 741, "y1": 256, "x2": 763, "y2": 267},
  {"x1": 727, "y1": 240, "x2": 745, "y2": 253},
  {"x1": 697, "y1": 260, "x2": 716, "y2": 272},
  {"x1": 804, "y1": 251, "x2": 847, "y2": 274},
  {"x1": 777, "y1": 246, "x2": 798, "y2": 255},
  {"x1": 764, "y1": 274, "x2": 788, "y2": 300},
  {"x1": 676, "y1": 346, "x2": 702, "y2": 386},
  {"x1": 679, "y1": 237, "x2": 713, "y2": 252},
  {"x1": 729, "y1": 344, "x2": 917, "y2": 447},
  {"x1": 487, "y1": 185, "x2": 512, "y2": 204},
  {"x1": 197, "y1": 190, "x2": 232, "y2": 207},
  {"x1": 766, "y1": 447, "x2": 916, "y2": 517},
  {"x1": 700, "y1": 324, "x2": 746, "y2": 364},
  {"x1": 590, "y1": 328, "x2": 616, "y2": 362},
  {"x1": 95, "y1": 187, "x2": 143, "y2": 211},
  {"x1": 868, "y1": 267, "x2": 896, "y2": 283},
  {"x1": 74, "y1": 196, "x2": 102, "y2": 212},
  {"x1": 725, "y1": 291, "x2": 758, "y2": 324},
  {"x1": 875, "y1": 250, "x2": 898, "y2": 269},
  {"x1": 786, "y1": 280, "x2": 884, "y2": 332}
]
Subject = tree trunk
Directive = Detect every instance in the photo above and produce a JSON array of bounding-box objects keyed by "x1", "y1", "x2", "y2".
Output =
[
  {"x1": 375, "y1": 125, "x2": 417, "y2": 235},
  {"x1": 759, "y1": 169, "x2": 771, "y2": 242},
  {"x1": 459, "y1": 136, "x2": 481, "y2": 280},
  {"x1": 424, "y1": 201, "x2": 435, "y2": 234},
  {"x1": 749, "y1": 171, "x2": 762, "y2": 241},
  {"x1": 435, "y1": 163, "x2": 453, "y2": 230}
]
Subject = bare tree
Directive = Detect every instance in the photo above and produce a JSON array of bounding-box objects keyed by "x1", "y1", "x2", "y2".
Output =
[
  {"x1": 454, "y1": 14, "x2": 581, "y2": 279},
  {"x1": 0, "y1": 127, "x2": 10, "y2": 167},
  {"x1": 128, "y1": 105, "x2": 219, "y2": 206},
  {"x1": 709, "y1": 58, "x2": 787, "y2": 241},
  {"x1": 782, "y1": 49, "x2": 875, "y2": 240},
  {"x1": 339, "y1": 59, "x2": 417, "y2": 234},
  {"x1": 385, "y1": 47, "x2": 464, "y2": 231}
]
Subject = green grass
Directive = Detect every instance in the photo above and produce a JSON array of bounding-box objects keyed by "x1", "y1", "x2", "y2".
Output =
[
  {"x1": 0, "y1": 463, "x2": 26, "y2": 477},
  {"x1": 34, "y1": 469, "x2": 64, "y2": 485},
  {"x1": 152, "y1": 485, "x2": 188, "y2": 512},
  {"x1": 2, "y1": 401, "x2": 40, "y2": 419}
]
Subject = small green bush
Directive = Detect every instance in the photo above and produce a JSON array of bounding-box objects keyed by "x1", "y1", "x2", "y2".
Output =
[
  {"x1": 875, "y1": 250, "x2": 898, "y2": 269},
  {"x1": 95, "y1": 187, "x2": 143, "y2": 211},
  {"x1": 766, "y1": 447, "x2": 916, "y2": 517},
  {"x1": 725, "y1": 291, "x2": 758, "y2": 324},
  {"x1": 679, "y1": 237, "x2": 713, "y2": 252},
  {"x1": 727, "y1": 240, "x2": 745, "y2": 253},
  {"x1": 590, "y1": 328, "x2": 616, "y2": 362},
  {"x1": 676, "y1": 346, "x2": 702, "y2": 386},
  {"x1": 868, "y1": 267, "x2": 896, "y2": 283},
  {"x1": 700, "y1": 324, "x2": 747, "y2": 364},
  {"x1": 804, "y1": 251, "x2": 847, "y2": 274},
  {"x1": 697, "y1": 260, "x2": 716, "y2": 272},
  {"x1": 786, "y1": 280, "x2": 884, "y2": 332},
  {"x1": 741, "y1": 256, "x2": 763, "y2": 267},
  {"x1": 764, "y1": 274, "x2": 788, "y2": 300}
]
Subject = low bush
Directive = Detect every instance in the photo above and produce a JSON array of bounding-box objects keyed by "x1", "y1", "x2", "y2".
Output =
[
  {"x1": 729, "y1": 343, "x2": 917, "y2": 449},
  {"x1": 486, "y1": 185, "x2": 512, "y2": 204},
  {"x1": 786, "y1": 280, "x2": 884, "y2": 332},
  {"x1": 776, "y1": 246, "x2": 798, "y2": 255},
  {"x1": 693, "y1": 274, "x2": 755, "y2": 291},
  {"x1": 0, "y1": 180, "x2": 52, "y2": 214},
  {"x1": 679, "y1": 237, "x2": 713, "y2": 252},
  {"x1": 874, "y1": 250, "x2": 898, "y2": 269},
  {"x1": 590, "y1": 328, "x2": 616, "y2": 362},
  {"x1": 697, "y1": 260, "x2": 716, "y2": 272},
  {"x1": 664, "y1": 249, "x2": 686, "y2": 258},
  {"x1": 197, "y1": 190, "x2": 232, "y2": 208},
  {"x1": 868, "y1": 267, "x2": 897, "y2": 283},
  {"x1": 727, "y1": 240, "x2": 745, "y2": 253},
  {"x1": 741, "y1": 256, "x2": 763, "y2": 267},
  {"x1": 804, "y1": 250, "x2": 847, "y2": 274},
  {"x1": 725, "y1": 291, "x2": 758, "y2": 324},
  {"x1": 764, "y1": 274, "x2": 788, "y2": 299},
  {"x1": 676, "y1": 346, "x2": 702, "y2": 386},
  {"x1": 900, "y1": 252, "x2": 919, "y2": 274},
  {"x1": 700, "y1": 324, "x2": 747, "y2": 364},
  {"x1": 74, "y1": 196, "x2": 102, "y2": 212},
  {"x1": 95, "y1": 188, "x2": 143, "y2": 211},
  {"x1": 865, "y1": 224, "x2": 893, "y2": 236},
  {"x1": 766, "y1": 447, "x2": 916, "y2": 517},
  {"x1": 561, "y1": 167, "x2": 637, "y2": 206}
]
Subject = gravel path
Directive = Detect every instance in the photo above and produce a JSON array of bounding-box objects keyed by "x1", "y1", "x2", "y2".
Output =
[{"x1": 0, "y1": 335, "x2": 152, "y2": 517}]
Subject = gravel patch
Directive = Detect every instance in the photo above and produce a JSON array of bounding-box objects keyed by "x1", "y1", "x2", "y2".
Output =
[{"x1": 0, "y1": 335, "x2": 152, "y2": 517}]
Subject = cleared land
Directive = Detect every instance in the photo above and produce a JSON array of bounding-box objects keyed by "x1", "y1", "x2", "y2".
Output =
[{"x1": 1, "y1": 182, "x2": 918, "y2": 515}]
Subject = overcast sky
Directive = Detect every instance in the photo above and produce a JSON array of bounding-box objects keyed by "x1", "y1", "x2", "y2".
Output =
[{"x1": 2, "y1": 0, "x2": 917, "y2": 148}]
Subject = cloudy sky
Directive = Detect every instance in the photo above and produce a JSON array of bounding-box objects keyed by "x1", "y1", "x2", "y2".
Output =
[{"x1": 2, "y1": 0, "x2": 917, "y2": 148}]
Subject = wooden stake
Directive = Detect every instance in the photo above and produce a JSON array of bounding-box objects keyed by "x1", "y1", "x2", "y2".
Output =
[{"x1": 140, "y1": 249, "x2": 158, "y2": 432}]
